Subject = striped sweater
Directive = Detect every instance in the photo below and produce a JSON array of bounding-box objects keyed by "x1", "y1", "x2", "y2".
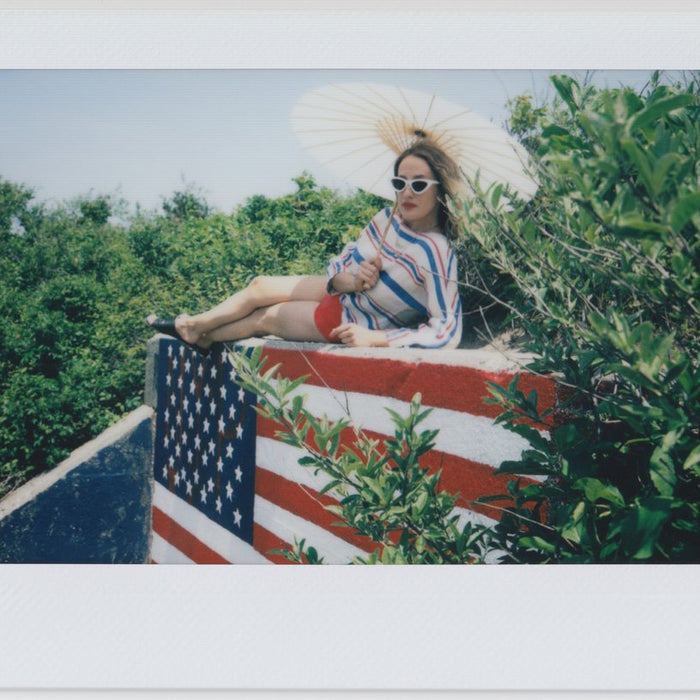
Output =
[{"x1": 325, "y1": 207, "x2": 463, "y2": 349}]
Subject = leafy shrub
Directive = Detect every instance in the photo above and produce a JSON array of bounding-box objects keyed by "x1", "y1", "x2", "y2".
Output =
[{"x1": 460, "y1": 73, "x2": 700, "y2": 562}]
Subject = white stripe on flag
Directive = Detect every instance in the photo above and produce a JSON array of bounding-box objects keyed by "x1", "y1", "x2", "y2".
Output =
[
  {"x1": 272, "y1": 379, "x2": 541, "y2": 474},
  {"x1": 151, "y1": 531, "x2": 194, "y2": 564},
  {"x1": 254, "y1": 495, "x2": 367, "y2": 564}
]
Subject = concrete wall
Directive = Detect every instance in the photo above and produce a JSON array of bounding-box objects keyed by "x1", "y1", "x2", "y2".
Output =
[
  {"x1": 0, "y1": 405, "x2": 154, "y2": 564},
  {"x1": 148, "y1": 336, "x2": 558, "y2": 564}
]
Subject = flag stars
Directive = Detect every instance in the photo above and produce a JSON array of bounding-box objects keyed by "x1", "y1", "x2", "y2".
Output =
[
  {"x1": 189, "y1": 379, "x2": 196, "y2": 394},
  {"x1": 203, "y1": 418, "x2": 210, "y2": 434},
  {"x1": 193, "y1": 469, "x2": 200, "y2": 485},
  {"x1": 209, "y1": 400, "x2": 217, "y2": 416},
  {"x1": 226, "y1": 444, "x2": 234, "y2": 459},
  {"x1": 217, "y1": 457, "x2": 224, "y2": 472},
  {"x1": 177, "y1": 376, "x2": 183, "y2": 389},
  {"x1": 187, "y1": 414, "x2": 194, "y2": 429},
  {"x1": 166, "y1": 374, "x2": 172, "y2": 387},
  {"x1": 208, "y1": 439, "x2": 216, "y2": 455},
  {"x1": 187, "y1": 449, "x2": 193, "y2": 464},
  {"x1": 204, "y1": 384, "x2": 211, "y2": 398},
  {"x1": 225, "y1": 482, "x2": 234, "y2": 500},
  {"x1": 186, "y1": 480, "x2": 193, "y2": 497},
  {"x1": 207, "y1": 477, "x2": 215, "y2": 493},
  {"x1": 175, "y1": 443, "x2": 181, "y2": 458},
  {"x1": 219, "y1": 385, "x2": 227, "y2": 401},
  {"x1": 211, "y1": 365, "x2": 218, "y2": 380},
  {"x1": 238, "y1": 388, "x2": 245, "y2": 402},
  {"x1": 195, "y1": 399, "x2": 202, "y2": 414},
  {"x1": 229, "y1": 404, "x2": 237, "y2": 420},
  {"x1": 197, "y1": 364, "x2": 204, "y2": 378},
  {"x1": 218, "y1": 416, "x2": 225, "y2": 434},
  {"x1": 236, "y1": 425, "x2": 244, "y2": 440},
  {"x1": 234, "y1": 465, "x2": 243, "y2": 482},
  {"x1": 183, "y1": 396, "x2": 189, "y2": 413},
  {"x1": 194, "y1": 435, "x2": 201, "y2": 451},
  {"x1": 200, "y1": 487, "x2": 207, "y2": 504},
  {"x1": 233, "y1": 508, "x2": 242, "y2": 527},
  {"x1": 184, "y1": 358, "x2": 191, "y2": 374},
  {"x1": 215, "y1": 496, "x2": 222, "y2": 514}
]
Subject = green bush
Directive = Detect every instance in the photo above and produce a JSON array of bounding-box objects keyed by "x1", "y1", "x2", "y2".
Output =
[{"x1": 460, "y1": 73, "x2": 700, "y2": 562}]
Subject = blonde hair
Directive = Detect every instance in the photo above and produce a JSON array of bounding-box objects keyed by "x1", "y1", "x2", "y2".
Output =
[{"x1": 393, "y1": 138, "x2": 462, "y2": 239}]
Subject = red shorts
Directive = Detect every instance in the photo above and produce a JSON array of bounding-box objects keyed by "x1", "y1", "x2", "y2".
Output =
[{"x1": 313, "y1": 295, "x2": 344, "y2": 342}]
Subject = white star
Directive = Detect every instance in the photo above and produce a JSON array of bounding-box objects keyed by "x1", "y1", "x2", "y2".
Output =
[
  {"x1": 215, "y1": 496, "x2": 222, "y2": 514},
  {"x1": 164, "y1": 408, "x2": 170, "y2": 424},
  {"x1": 194, "y1": 435, "x2": 201, "y2": 450},
  {"x1": 187, "y1": 414, "x2": 194, "y2": 429},
  {"x1": 207, "y1": 477, "x2": 215, "y2": 493},
  {"x1": 177, "y1": 375, "x2": 183, "y2": 389},
  {"x1": 234, "y1": 465, "x2": 242, "y2": 482},
  {"x1": 225, "y1": 482, "x2": 234, "y2": 500},
  {"x1": 176, "y1": 413, "x2": 182, "y2": 426},
  {"x1": 184, "y1": 358, "x2": 191, "y2": 374},
  {"x1": 163, "y1": 435, "x2": 169, "y2": 449},
  {"x1": 170, "y1": 393, "x2": 176, "y2": 407},
  {"x1": 187, "y1": 449, "x2": 193, "y2": 464},
  {"x1": 180, "y1": 467, "x2": 187, "y2": 482},
  {"x1": 186, "y1": 480, "x2": 193, "y2": 496},
  {"x1": 168, "y1": 455, "x2": 175, "y2": 468},
  {"x1": 217, "y1": 457, "x2": 224, "y2": 472},
  {"x1": 211, "y1": 365, "x2": 218, "y2": 379},
  {"x1": 166, "y1": 374, "x2": 171, "y2": 387},
  {"x1": 162, "y1": 466, "x2": 168, "y2": 479},
  {"x1": 204, "y1": 384, "x2": 211, "y2": 398},
  {"x1": 189, "y1": 379, "x2": 196, "y2": 394},
  {"x1": 175, "y1": 443, "x2": 181, "y2": 458},
  {"x1": 172, "y1": 357, "x2": 178, "y2": 370},
  {"x1": 167, "y1": 345, "x2": 173, "y2": 358},
  {"x1": 202, "y1": 452, "x2": 209, "y2": 467},
  {"x1": 219, "y1": 385, "x2": 227, "y2": 401},
  {"x1": 179, "y1": 345, "x2": 184, "y2": 357},
  {"x1": 229, "y1": 404, "x2": 237, "y2": 420},
  {"x1": 238, "y1": 387, "x2": 245, "y2": 402},
  {"x1": 170, "y1": 426, "x2": 176, "y2": 440},
  {"x1": 236, "y1": 425, "x2": 243, "y2": 439},
  {"x1": 233, "y1": 508, "x2": 242, "y2": 527},
  {"x1": 195, "y1": 399, "x2": 202, "y2": 414},
  {"x1": 193, "y1": 469, "x2": 200, "y2": 485},
  {"x1": 203, "y1": 418, "x2": 210, "y2": 433},
  {"x1": 197, "y1": 364, "x2": 204, "y2": 378},
  {"x1": 200, "y1": 487, "x2": 207, "y2": 504},
  {"x1": 218, "y1": 416, "x2": 225, "y2": 434},
  {"x1": 229, "y1": 367, "x2": 237, "y2": 381},
  {"x1": 226, "y1": 444, "x2": 234, "y2": 459},
  {"x1": 209, "y1": 400, "x2": 217, "y2": 416},
  {"x1": 174, "y1": 471, "x2": 180, "y2": 487},
  {"x1": 183, "y1": 396, "x2": 189, "y2": 413},
  {"x1": 181, "y1": 431, "x2": 187, "y2": 445},
  {"x1": 208, "y1": 439, "x2": 216, "y2": 455}
]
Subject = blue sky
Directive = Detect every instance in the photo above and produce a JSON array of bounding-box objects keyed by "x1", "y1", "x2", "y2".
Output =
[{"x1": 0, "y1": 69, "x2": 657, "y2": 214}]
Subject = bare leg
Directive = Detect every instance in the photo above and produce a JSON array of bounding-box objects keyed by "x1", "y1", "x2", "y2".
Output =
[
  {"x1": 176, "y1": 275, "x2": 327, "y2": 344},
  {"x1": 203, "y1": 300, "x2": 327, "y2": 345}
]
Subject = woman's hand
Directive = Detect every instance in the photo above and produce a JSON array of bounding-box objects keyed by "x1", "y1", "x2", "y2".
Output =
[
  {"x1": 329, "y1": 323, "x2": 389, "y2": 347},
  {"x1": 354, "y1": 257, "x2": 382, "y2": 292}
]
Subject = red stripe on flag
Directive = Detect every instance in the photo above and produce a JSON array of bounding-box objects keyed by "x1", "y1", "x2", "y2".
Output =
[
  {"x1": 152, "y1": 506, "x2": 230, "y2": 564},
  {"x1": 255, "y1": 466, "x2": 377, "y2": 553},
  {"x1": 256, "y1": 416, "x2": 537, "y2": 521},
  {"x1": 260, "y1": 347, "x2": 556, "y2": 424},
  {"x1": 252, "y1": 523, "x2": 299, "y2": 565}
]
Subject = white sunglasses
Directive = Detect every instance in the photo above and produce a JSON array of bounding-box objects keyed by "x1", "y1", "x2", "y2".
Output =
[{"x1": 390, "y1": 177, "x2": 440, "y2": 194}]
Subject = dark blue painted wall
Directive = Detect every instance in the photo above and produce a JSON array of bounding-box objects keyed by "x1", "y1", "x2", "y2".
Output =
[{"x1": 0, "y1": 413, "x2": 153, "y2": 564}]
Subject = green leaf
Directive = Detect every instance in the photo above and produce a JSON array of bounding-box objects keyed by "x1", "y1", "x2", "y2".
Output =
[
  {"x1": 628, "y1": 93, "x2": 696, "y2": 132},
  {"x1": 671, "y1": 192, "x2": 700, "y2": 232}
]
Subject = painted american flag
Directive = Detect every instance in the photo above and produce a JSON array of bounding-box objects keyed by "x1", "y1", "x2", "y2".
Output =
[{"x1": 151, "y1": 337, "x2": 556, "y2": 565}]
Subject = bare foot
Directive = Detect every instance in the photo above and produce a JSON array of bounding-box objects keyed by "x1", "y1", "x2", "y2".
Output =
[{"x1": 174, "y1": 314, "x2": 201, "y2": 345}]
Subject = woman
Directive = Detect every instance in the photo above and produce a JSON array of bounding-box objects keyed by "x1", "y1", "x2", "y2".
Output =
[{"x1": 146, "y1": 138, "x2": 463, "y2": 351}]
